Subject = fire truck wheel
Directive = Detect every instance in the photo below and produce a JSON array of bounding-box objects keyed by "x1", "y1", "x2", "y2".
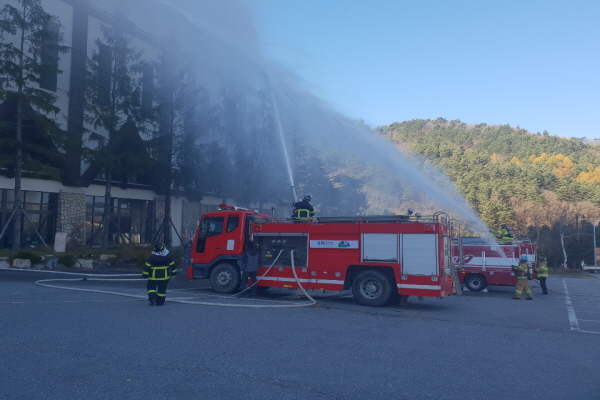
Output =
[
  {"x1": 352, "y1": 270, "x2": 395, "y2": 307},
  {"x1": 464, "y1": 274, "x2": 487, "y2": 292},
  {"x1": 210, "y1": 263, "x2": 241, "y2": 294}
]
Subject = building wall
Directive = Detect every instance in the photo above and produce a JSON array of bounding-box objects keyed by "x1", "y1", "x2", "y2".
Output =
[
  {"x1": 0, "y1": 0, "x2": 289, "y2": 248},
  {"x1": 181, "y1": 200, "x2": 201, "y2": 238}
]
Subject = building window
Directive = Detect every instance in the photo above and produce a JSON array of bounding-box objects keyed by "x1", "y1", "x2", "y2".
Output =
[
  {"x1": 85, "y1": 196, "x2": 153, "y2": 245},
  {"x1": 141, "y1": 63, "x2": 154, "y2": 117},
  {"x1": 0, "y1": 189, "x2": 57, "y2": 249},
  {"x1": 96, "y1": 43, "x2": 112, "y2": 107},
  {"x1": 39, "y1": 19, "x2": 60, "y2": 91}
]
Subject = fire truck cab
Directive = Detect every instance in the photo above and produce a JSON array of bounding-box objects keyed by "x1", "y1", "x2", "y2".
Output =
[
  {"x1": 188, "y1": 205, "x2": 459, "y2": 307},
  {"x1": 454, "y1": 236, "x2": 537, "y2": 292}
]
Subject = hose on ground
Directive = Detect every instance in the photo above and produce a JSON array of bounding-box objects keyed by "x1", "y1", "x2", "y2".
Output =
[{"x1": 34, "y1": 249, "x2": 316, "y2": 308}]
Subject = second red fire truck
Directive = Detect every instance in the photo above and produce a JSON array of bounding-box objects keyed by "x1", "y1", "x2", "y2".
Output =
[
  {"x1": 187, "y1": 205, "x2": 460, "y2": 307},
  {"x1": 454, "y1": 236, "x2": 537, "y2": 291}
]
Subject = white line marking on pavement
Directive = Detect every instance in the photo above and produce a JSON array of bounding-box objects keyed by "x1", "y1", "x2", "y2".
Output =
[{"x1": 563, "y1": 279, "x2": 580, "y2": 332}]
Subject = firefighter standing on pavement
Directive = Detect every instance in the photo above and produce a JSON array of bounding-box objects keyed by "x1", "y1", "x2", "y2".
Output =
[
  {"x1": 292, "y1": 194, "x2": 315, "y2": 222},
  {"x1": 143, "y1": 243, "x2": 176, "y2": 306},
  {"x1": 512, "y1": 254, "x2": 533, "y2": 300},
  {"x1": 536, "y1": 255, "x2": 549, "y2": 295}
]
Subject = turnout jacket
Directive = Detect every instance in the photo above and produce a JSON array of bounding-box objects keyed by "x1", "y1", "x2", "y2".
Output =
[
  {"x1": 292, "y1": 199, "x2": 315, "y2": 220},
  {"x1": 143, "y1": 252, "x2": 176, "y2": 280},
  {"x1": 536, "y1": 261, "x2": 549, "y2": 278},
  {"x1": 513, "y1": 261, "x2": 529, "y2": 279}
]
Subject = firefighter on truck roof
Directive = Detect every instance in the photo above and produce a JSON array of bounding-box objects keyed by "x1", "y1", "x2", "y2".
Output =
[
  {"x1": 496, "y1": 224, "x2": 514, "y2": 243},
  {"x1": 292, "y1": 194, "x2": 315, "y2": 222}
]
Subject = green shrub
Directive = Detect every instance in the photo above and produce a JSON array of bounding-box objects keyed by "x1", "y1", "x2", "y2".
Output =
[
  {"x1": 13, "y1": 251, "x2": 43, "y2": 265},
  {"x1": 58, "y1": 254, "x2": 76, "y2": 268},
  {"x1": 115, "y1": 245, "x2": 150, "y2": 264}
]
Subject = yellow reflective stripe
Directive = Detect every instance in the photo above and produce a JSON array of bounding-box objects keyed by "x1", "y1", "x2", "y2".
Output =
[
  {"x1": 150, "y1": 266, "x2": 169, "y2": 269},
  {"x1": 148, "y1": 290, "x2": 157, "y2": 293},
  {"x1": 148, "y1": 277, "x2": 170, "y2": 281},
  {"x1": 157, "y1": 293, "x2": 166, "y2": 297},
  {"x1": 295, "y1": 209, "x2": 310, "y2": 218}
]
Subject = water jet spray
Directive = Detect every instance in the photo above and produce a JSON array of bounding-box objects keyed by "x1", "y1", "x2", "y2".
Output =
[{"x1": 267, "y1": 78, "x2": 298, "y2": 201}]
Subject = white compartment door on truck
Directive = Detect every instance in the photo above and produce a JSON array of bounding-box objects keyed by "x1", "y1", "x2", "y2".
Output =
[
  {"x1": 362, "y1": 233, "x2": 398, "y2": 262},
  {"x1": 401, "y1": 234, "x2": 438, "y2": 275}
]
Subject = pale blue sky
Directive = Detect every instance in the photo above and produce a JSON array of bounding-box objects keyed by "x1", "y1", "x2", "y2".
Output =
[{"x1": 247, "y1": 0, "x2": 600, "y2": 139}]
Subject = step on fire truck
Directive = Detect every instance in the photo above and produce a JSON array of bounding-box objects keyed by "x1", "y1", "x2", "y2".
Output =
[
  {"x1": 187, "y1": 204, "x2": 460, "y2": 307},
  {"x1": 454, "y1": 236, "x2": 537, "y2": 292}
]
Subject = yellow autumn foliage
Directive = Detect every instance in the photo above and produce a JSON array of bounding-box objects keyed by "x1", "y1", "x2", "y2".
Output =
[{"x1": 577, "y1": 165, "x2": 600, "y2": 183}]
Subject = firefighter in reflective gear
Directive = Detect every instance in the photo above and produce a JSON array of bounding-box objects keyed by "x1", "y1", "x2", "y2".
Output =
[
  {"x1": 536, "y1": 255, "x2": 549, "y2": 295},
  {"x1": 143, "y1": 243, "x2": 176, "y2": 306},
  {"x1": 512, "y1": 254, "x2": 533, "y2": 300},
  {"x1": 292, "y1": 194, "x2": 315, "y2": 222},
  {"x1": 496, "y1": 224, "x2": 514, "y2": 243}
]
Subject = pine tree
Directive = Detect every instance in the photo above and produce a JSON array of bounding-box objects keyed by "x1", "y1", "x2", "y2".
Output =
[
  {"x1": 0, "y1": 0, "x2": 68, "y2": 249},
  {"x1": 84, "y1": 20, "x2": 143, "y2": 248},
  {"x1": 152, "y1": 48, "x2": 209, "y2": 247}
]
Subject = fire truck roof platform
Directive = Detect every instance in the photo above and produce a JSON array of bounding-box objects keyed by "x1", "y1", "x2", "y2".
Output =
[
  {"x1": 455, "y1": 237, "x2": 533, "y2": 245},
  {"x1": 254, "y1": 214, "x2": 447, "y2": 224}
]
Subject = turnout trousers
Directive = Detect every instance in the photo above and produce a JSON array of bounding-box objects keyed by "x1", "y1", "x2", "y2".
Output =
[
  {"x1": 240, "y1": 271, "x2": 258, "y2": 296},
  {"x1": 539, "y1": 277, "x2": 548, "y2": 295},
  {"x1": 515, "y1": 279, "x2": 533, "y2": 299},
  {"x1": 147, "y1": 279, "x2": 169, "y2": 305}
]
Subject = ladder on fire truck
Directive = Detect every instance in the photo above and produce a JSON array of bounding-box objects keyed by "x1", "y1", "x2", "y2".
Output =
[
  {"x1": 449, "y1": 260, "x2": 462, "y2": 295},
  {"x1": 447, "y1": 216, "x2": 463, "y2": 295}
]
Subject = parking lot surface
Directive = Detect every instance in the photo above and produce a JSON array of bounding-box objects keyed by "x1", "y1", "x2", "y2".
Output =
[{"x1": 1, "y1": 269, "x2": 599, "y2": 400}]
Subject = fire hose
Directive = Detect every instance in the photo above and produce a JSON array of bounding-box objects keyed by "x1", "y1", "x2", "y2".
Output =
[{"x1": 34, "y1": 249, "x2": 317, "y2": 308}]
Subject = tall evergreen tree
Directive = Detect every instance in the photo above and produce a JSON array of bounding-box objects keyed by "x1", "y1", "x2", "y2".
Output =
[
  {"x1": 0, "y1": 0, "x2": 68, "y2": 249},
  {"x1": 84, "y1": 20, "x2": 143, "y2": 248}
]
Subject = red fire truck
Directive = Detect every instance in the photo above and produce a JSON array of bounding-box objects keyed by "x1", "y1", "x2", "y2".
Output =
[
  {"x1": 454, "y1": 237, "x2": 537, "y2": 292},
  {"x1": 187, "y1": 205, "x2": 459, "y2": 307}
]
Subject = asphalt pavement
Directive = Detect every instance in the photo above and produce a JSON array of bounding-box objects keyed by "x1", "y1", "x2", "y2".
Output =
[{"x1": 1, "y1": 268, "x2": 599, "y2": 400}]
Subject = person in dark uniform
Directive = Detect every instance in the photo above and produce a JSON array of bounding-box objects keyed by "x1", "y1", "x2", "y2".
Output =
[
  {"x1": 238, "y1": 240, "x2": 260, "y2": 297},
  {"x1": 143, "y1": 243, "x2": 176, "y2": 306},
  {"x1": 292, "y1": 194, "x2": 315, "y2": 222}
]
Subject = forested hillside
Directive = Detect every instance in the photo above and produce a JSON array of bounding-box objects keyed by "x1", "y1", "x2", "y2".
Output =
[{"x1": 380, "y1": 118, "x2": 600, "y2": 269}]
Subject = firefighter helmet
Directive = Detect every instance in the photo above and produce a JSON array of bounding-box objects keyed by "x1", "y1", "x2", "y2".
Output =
[
  {"x1": 539, "y1": 255, "x2": 547, "y2": 261},
  {"x1": 304, "y1": 195, "x2": 312, "y2": 202},
  {"x1": 520, "y1": 254, "x2": 528, "y2": 262},
  {"x1": 153, "y1": 243, "x2": 166, "y2": 253}
]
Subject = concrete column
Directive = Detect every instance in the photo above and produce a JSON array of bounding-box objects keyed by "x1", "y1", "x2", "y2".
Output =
[
  {"x1": 57, "y1": 192, "x2": 86, "y2": 245},
  {"x1": 181, "y1": 200, "x2": 201, "y2": 238}
]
